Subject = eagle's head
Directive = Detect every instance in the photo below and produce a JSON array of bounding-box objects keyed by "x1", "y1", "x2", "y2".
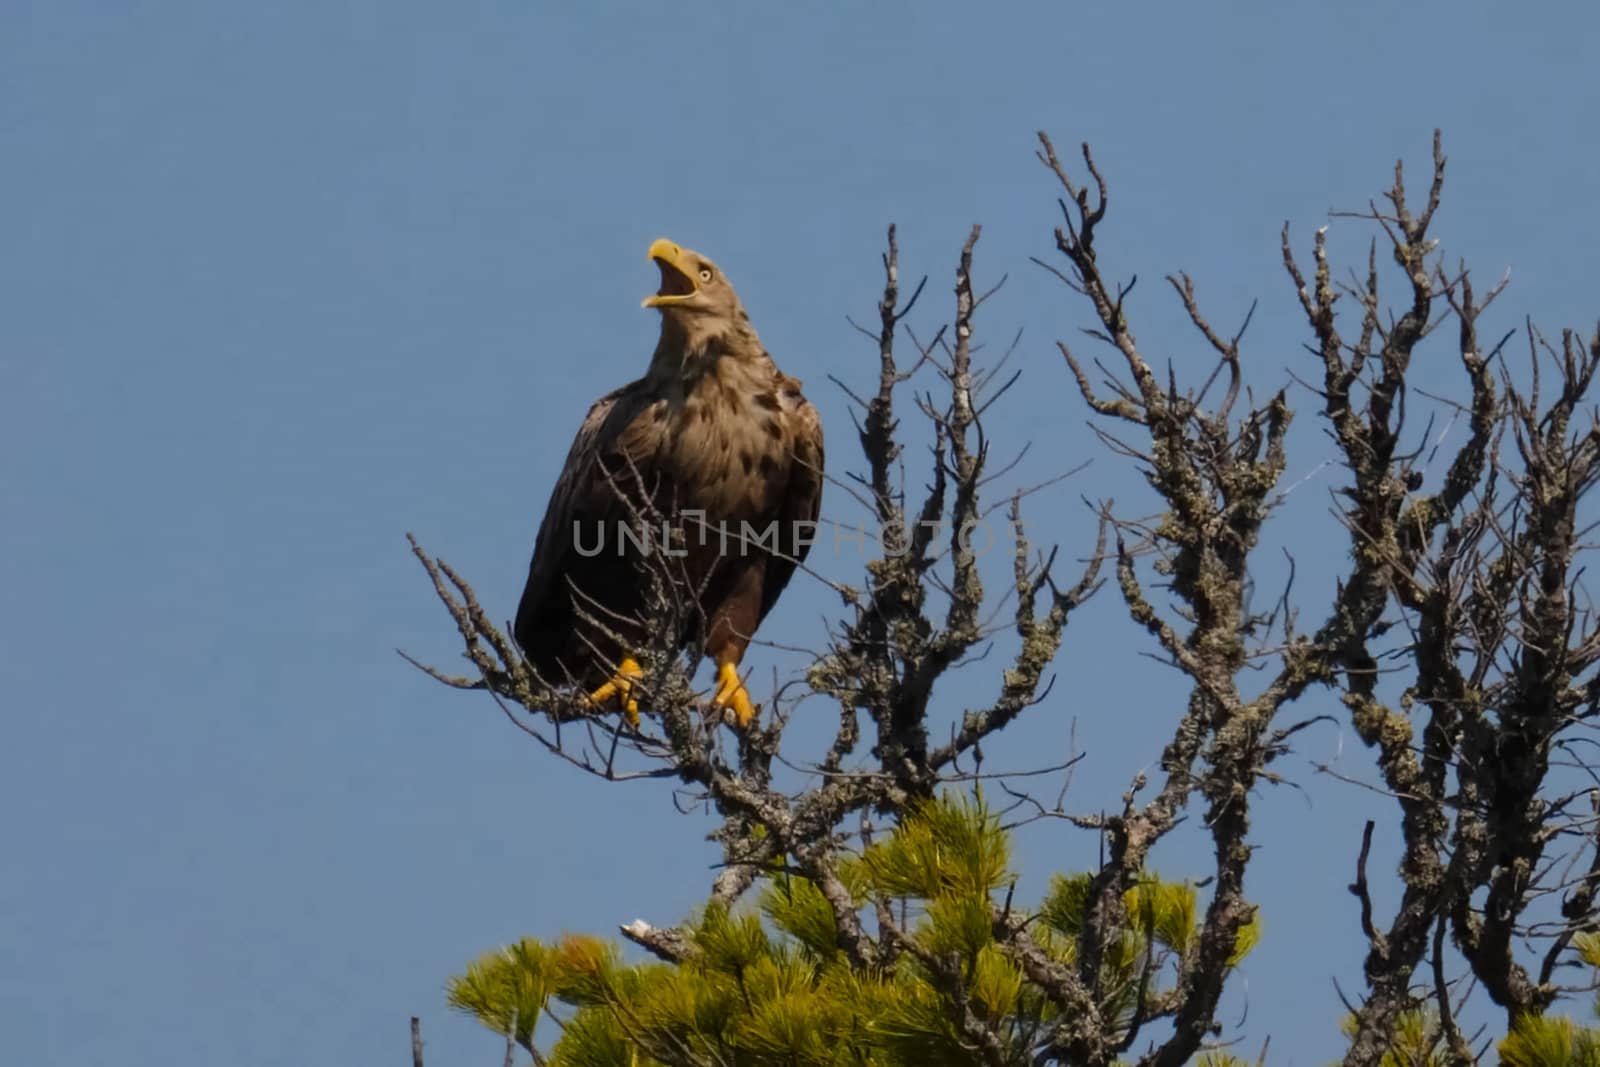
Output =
[
  {"x1": 642, "y1": 238, "x2": 763, "y2": 366},
  {"x1": 642, "y1": 238, "x2": 750, "y2": 328}
]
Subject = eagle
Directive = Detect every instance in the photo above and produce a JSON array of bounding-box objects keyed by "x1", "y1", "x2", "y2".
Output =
[{"x1": 513, "y1": 238, "x2": 825, "y2": 729}]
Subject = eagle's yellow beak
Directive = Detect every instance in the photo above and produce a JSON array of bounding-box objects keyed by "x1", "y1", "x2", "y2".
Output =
[{"x1": 643, "y1": 238, "x2": 699, "y2": 309}]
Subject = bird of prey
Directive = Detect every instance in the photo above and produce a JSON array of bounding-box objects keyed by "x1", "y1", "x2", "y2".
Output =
[{"x1": 513, "y1": 238, "x2": 824, "y2": 728}]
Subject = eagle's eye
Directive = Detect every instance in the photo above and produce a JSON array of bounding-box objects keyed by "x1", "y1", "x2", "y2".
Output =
[{"x1": 698, "y1": 267, "x2": 714, "y2": 284}]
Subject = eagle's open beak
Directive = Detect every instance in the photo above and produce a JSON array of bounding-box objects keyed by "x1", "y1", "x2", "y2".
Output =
[{"x1": 642, "y1": 238, "x2": 698, "y2": 308}]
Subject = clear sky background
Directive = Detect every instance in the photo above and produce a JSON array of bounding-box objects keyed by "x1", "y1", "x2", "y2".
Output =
[{"x1": 4, "y1": 2, "x2": 1597, "y2": 1063}]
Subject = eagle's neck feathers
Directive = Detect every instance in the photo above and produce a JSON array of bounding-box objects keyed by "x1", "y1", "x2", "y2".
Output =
[
  {"x1": 631, "y1": 313, "x2": 795, "y2": 521},
  {"x1": 648, "y1": 313, "x2": 767, "y2": 383}
]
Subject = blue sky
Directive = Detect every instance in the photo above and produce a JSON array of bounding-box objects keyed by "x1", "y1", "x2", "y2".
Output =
[{"x1": 4, "y1": 2, "x2": 1597, "y2": 1063}]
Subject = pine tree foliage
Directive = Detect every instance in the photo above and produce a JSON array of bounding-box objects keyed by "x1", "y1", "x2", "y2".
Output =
[
  {"x1": 1488, "y1": 933, "x2": 1600, "y2": 1066},
  {"x1": 1335, "y1": 1009, "x2": 1456, "y2": 1067},
  {"x1": 1498, "y1": 1015, "x2": 1600, "y2": 1067},
  {"x1": 449, "y1": 795, "x2": 1258, "y2": 1065},
  {"x1": 447, "y1": 936, "x2": 560, "y2": 1051},
  {"x1": 1331, "y1": 932, "x2": 1600, "y2": 1066}
]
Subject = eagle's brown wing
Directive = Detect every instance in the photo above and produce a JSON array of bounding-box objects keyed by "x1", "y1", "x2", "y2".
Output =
[
  {"x1": 758, "y1": 380, "x2": 825, "y2": 623},
  {"x1": 514, "y1": 380, "x2": 670, "y2": 684}
]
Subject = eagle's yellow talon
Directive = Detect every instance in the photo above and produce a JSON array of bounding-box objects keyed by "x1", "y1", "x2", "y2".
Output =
[
  {"x1": 710, "y1": 661, "x2": 757, "y2": 728},
  {"x1": 589, "y1": 656, "x2": 644, "y2": 727}
]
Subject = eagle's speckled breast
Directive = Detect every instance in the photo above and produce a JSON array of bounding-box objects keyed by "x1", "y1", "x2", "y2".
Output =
[{"x1": 662, "y1": 351, "x2": 798, "y2": 522}]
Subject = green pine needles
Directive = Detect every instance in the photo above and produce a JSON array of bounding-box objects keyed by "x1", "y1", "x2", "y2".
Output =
[{"x1": 447, "y1": 794, "x2": 1260, "y2": 1065}]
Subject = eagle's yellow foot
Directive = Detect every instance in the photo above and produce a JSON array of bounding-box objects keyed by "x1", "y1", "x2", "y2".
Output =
[
  {"x1": 588, "y1": 657, "x2": 644, "y2": 727},
  {"x1": 710, "y1": 661, "x2": 757, "y2": 728}
]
